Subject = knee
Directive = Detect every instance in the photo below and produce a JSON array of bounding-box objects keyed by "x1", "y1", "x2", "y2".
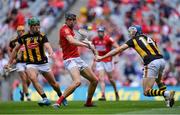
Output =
[
  {"x1": 74, "y1": 81, "x2": 81, "y2": 87},
  {"x1": 20, "y1": 76, "x2": 26, "y2": 83},
  {"x1": 99, "y1": 77, "x2": 104, "y2": 82},
  {"x1": 51, "y1": 81, "x2": 59, "y2": 88},
  {"x1": 109, "y1": 78, "x2": 114, "y2": 82},
  {"x1": 91, "y1": 78, "x2": 98, "y2": 86},
  {"x1": 29, "y1": 76, "x2": 36, "y2": 83}
]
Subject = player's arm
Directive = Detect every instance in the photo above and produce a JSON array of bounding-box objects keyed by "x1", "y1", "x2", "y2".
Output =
[
  {"x1": 8, "y1": 38, "x2": 15, "y2": 56},
  {"x1": 96, "y1": 44, "x2": 129, "y2": 61},
  {"x1": 44, "y1": 42, "x2": 54, "y2": 58},
  {"x1": 7, "y1": 43, "x2": 21, "y2": 66},
  {"x1": 66, "y1": 35, "x2": 97, "y2": 54},
  {"x1": 66, "y1": 35, "x2": 90, "y2": 48},
  {"x1": 111, "y1": 38, "x2": 120, "y2": 63},
  {"x1": 8, "y1": 45, "x2": 13, "y2": 57},
  {"x1": 112, "y1": 41, "x2": 120, "y2": 64},
  {"x1": 8, "y1": 42, "x2": 17, "y2": 65},
  {"x1": 112, "y1": 41, "x2": 119, "y2": 48},
  {"x1": 81, "y1": 40, "x2": 98, "y2": 55},
  {"x1": 42, "y1": 34, "x2": 55, "y2": 58}
]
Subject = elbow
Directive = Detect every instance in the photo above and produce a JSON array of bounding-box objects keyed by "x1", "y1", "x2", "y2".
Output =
[
  {"x1": 14, "y1": 48, "x2": 19, "y2": 52},
  {"x1": 68, "y1": 40, "x2": 74, "y2": 45}
]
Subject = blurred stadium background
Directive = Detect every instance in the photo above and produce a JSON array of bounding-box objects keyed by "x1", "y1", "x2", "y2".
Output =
[{"x1": 0, "y1": 0, "x2": 180, "y2": 102}]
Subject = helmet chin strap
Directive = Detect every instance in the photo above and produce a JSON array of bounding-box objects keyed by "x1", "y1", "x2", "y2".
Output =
[{"x1": 135, "y1": 31, "x2": 141, "y2": 37}]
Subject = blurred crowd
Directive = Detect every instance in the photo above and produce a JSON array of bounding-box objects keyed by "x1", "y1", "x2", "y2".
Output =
[
  {"x1": 0, "y1": 0, "x2": 180, "y2": 89},
  {"x1": 74, "y1": 0, "x2": 180, "y2": 87},
  {"x1": 0, "y1": 0, "x2": 75, "y2": 86},
  {"x1": 81, "y1": 0, "x2": 180, "y2": 86}
]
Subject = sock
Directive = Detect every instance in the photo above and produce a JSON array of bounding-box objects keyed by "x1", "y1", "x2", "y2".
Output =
[
  {"x1": 115, "y1": 92, "x2": 118, "y2": 96},
  {"x1": 20, "y1": 91, "x2": 24, "y2": 101},
  {"x1": 146, "y1": 89, "x2": 165, "y2": 96},
  {"x1": 102, "y1": 92, "x2": 105, "y2": 97},
  {"x1": 86, "y1": 97, "x2": 92, "y2": 104},
  {"x1": 41, "y1": 93, "x2": 47, "y2": 99},
  {"x1": 56, "y1": 96, "x2": 64, "y2": 104},
  {"x1": 157, "y1": 82, "x2": 167, "y2": 91},
  {"x1": 25, "y1": 93, "x2": 29, "y2": 97},
  {"x1": 164, "y1": 91, "x2": 170, "y2": 97}
]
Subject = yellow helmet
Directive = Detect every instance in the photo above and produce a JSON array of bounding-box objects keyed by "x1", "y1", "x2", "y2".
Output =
[{"x1": 17, "y1": 25, "x2": 25, "y2": 31}]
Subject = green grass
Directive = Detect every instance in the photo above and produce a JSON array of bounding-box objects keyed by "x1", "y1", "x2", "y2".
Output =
[{"x1": 0, "y1": 101, "x2": 180, "y2": 114}]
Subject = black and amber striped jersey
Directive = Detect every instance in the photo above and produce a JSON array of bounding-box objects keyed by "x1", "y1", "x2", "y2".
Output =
[
  {"x1": 9, "y1": 37, "x2": 27, "y2": 63},
  {"x1": 125, "y1": 34, "x2": 163, "y2": 65},
  {"x1": 18, "y1": 32, "x2": 48, "y2": 64}
]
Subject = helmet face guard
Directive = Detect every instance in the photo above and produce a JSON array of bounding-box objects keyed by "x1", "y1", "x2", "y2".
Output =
[
  {"x1": 97, "y1": 26, "x2": 105, "y2": 32},
  {"x1": 128, "y1": 25, "x2": 142, "y2": 37},
  {"x1": 97, "y1": 26, "x2": 105, "y2": 38},
  {"x1": 65, "y1": 13, "x2": 76, "y2": 20}
]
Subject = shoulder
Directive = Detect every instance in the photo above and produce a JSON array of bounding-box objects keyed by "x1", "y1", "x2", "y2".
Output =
[
  {"x1": 125, "y1": 38, "x2": 134, "y2": 46},
  {"x1": 105, "y1": 35, "x2": 113, "y2": 42},
  {"x1": 92, "y1": 36, "x2": 98, "y2": 41},
  {"x1": 104, "y1": 35, "x2": 111, "y2": 40},
  {"x1": 10, "y1": 36, "x2": 18, "y2": 42},
  {"x1": 60, "y1": 24, "x2": 68, "y2": 31},
  {"x1": 22, "y1": 32, "x2": 29, "y2": 36},
  {"x1": 20, "y1": 32, "x2": 29, "y2": 39},
  {"x1": 39, "y1": 32, "x2": 46, "y2": 37},
  {"x1": 138, "y1": 34, "x2": 147, "y2": 38}
]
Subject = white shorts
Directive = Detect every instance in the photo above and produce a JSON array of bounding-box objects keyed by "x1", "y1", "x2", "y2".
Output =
[
  {"x1": 26, "y1": 63, "x2": 51, "y2": 73},
  {"x1": 96, "y1": 61, "x2": 114, "y2": 73},
  {"x1": 16, "y1": 63, "x2": 26, "y2": 72},
  {"x1": 143, "y1": 58, "x2": 166, "y2": 78},
  {"x1": 63, "y1": 57, "x2": 88, "y2": 71}
]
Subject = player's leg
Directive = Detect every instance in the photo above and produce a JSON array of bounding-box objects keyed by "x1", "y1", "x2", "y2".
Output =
[
  {"x1": 155, "y1": 73, "x2": 170, "y2": 107},
  {"x1": 54, "y1": 66, "x2": 81, "y2": 106},
  {"x1": 156, "y1": 59, "x2": 167, "y2": 91},
  {"x1": 16, "y1": 63, "x2": 31, "y2": 101},
  {"x1": 106, "y1": 71, "x2": 119, "y2": 101},
  {"x1": 18, "y1": 71, "x2": 31, "y2": 101},
  {"x1": 96, "y1": 62, "x2": 106, "y2": 100},
  {"x1": 80, "y1": 67, "x2": 98, "y2": 106},
  {"x1": 39, "y1": 63, "x2": 67, "y2": 106},
  {"x1": 98, "y1": 70, "x2": 106, "y2": 100},
  {"x1": 105, "y1": 62, "x2": 119, "y2": 101},
  {"x1": 143, "y1": 66, "x2": 168, "y2": 97},
  {"x1": 156, "y1": 59, "x2": 175, "y2": 107},
  {"x1": 26, "y1": 65, "x2": 50, "y2": 106},
  {"x1": 143, "y1": 59, "x2": 175, "y2": 107},
  {"x1": 42, "y1": 71, "x2": 62, "y2": 96}
]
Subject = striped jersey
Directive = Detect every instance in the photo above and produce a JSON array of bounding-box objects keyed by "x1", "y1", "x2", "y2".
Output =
[
  {"x1": 125, "y1": 34, "x2": 163, "y2": 65},
  {"x1": 18, "y1": 32, "x2": 48, "y2": 64},
  {"x1": 9, "y1": 37, "x2": 27, "y2": 63}
]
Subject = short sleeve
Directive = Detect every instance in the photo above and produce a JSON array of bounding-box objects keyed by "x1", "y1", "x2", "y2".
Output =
[
  {"x1": 125, "y1": 39, "x2": 134, "y2": 48},
  {"x1": 18, "y1": 37, "x2": 23, "y2": 45},
  {"x1": 108, "y1": 37, "x2": 114, "y2": 44},
  {"x1": 63, "y1": 28, "x2": 71, "y2": 37},
  {"x1": 42, "y1": 34, "x2": 49, "y2": 43},
  {"x1": 92, "y1": 38, "x2": 95, "y2": 45},
  {"x1": 9, "y1": 40, "x2": 15, "y2": 49}
]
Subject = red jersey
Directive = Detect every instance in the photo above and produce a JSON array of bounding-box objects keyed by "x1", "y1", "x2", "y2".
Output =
[
  {"x1": 59, "y1": 24, "x2": 80, "y2": 60},
  {"x1": 92, "y1": 35, "x2": 114, "y2": 62}
]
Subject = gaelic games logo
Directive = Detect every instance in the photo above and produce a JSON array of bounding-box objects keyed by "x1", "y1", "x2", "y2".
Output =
[{"x1": 27, "y1": 43, "x2": 39, "y2": 49}]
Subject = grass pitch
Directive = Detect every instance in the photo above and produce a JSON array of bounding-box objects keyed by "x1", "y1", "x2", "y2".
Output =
[{"x1": 0, "y1": 101, "x2": 179, "y2": 114}]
